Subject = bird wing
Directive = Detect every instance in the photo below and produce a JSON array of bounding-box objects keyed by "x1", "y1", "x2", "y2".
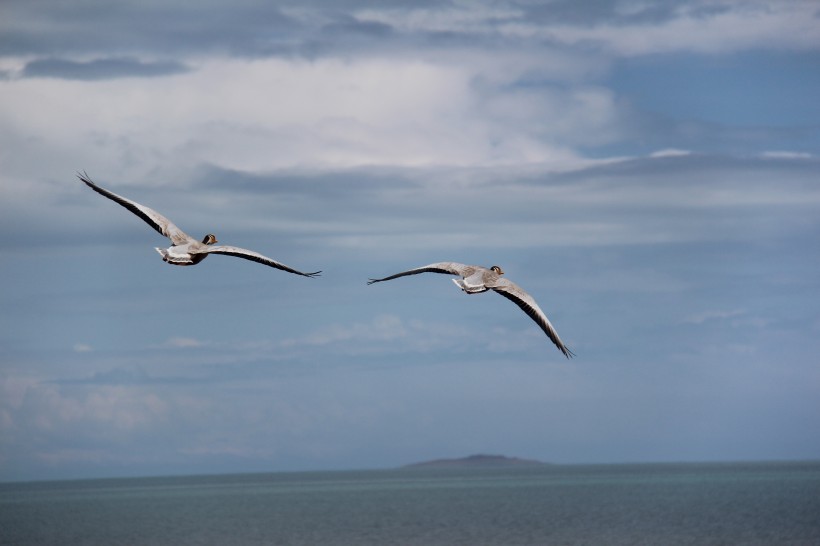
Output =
[
  {"x1": 78, "y1": 172, "x2": 192, "y2": 246},
  {"x1": 490, "y1": 278, "x2": 574, "y2": 358},
  {"x1": 367, "y1": 262, "x2": 477, "y2": 284},
  {"x1": 199, "y1": 245, "x2": 321, "y2": 277}
]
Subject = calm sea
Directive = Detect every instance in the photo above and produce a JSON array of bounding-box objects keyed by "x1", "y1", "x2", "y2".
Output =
[{"x1": 2, "y1": 461, "x2": 819, "y2": 545}]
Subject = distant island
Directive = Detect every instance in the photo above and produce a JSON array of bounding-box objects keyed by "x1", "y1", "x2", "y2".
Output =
[{"x1": 403, "y1": 454, "x2": 548, "y2": 469}]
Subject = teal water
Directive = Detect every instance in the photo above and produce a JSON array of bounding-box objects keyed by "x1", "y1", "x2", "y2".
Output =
[{"x1": 2, "y1": 461, "x2": 819, "y2": 545}]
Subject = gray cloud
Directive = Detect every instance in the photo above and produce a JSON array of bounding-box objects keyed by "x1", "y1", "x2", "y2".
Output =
[
  {"x1": 185, "y1": 153, "x2": 820, "y2": 251},
  {"x1": 0, "y1": 2, "x2": 299, "y2": 58},
  {"x1": 519, "y1": 0, "x2": 736, "y2": 27},
  {"x1": 54, "y1": 367, "x2": 198, "y2": 386},
  {"x1": 321, "y1": 14, "x2": 395, "y2": 38},
  {"x1": 3, "y1": 0, "x2": 816, "y2": 61},
  {"x1": 517, "y1": 0, "x2": 692, "y2": 25},
  {"x1": 21, "y1": 57, "x2": 191, "y2": 80},
  {"x1": 542, "y1": 153, "x2": 820, "y2": 186},
  {"x1": 196, "y1": 164, "x2": 421, "y2": 197}
]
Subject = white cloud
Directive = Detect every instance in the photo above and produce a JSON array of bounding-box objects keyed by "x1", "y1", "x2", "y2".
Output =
[
  {"x1": 761, "y1": 151, "x2": 813, "y2": 160},
  {"x1": 276, "y1": 307, "x2": 572, "y2": 357},
  {"x1": 650, "y1": 148, "x2": 691, "y2": 158},
  {"x1": 5, "y1": 381, "x2": 169, "y2": 437},
  {"x1": 684, "y1": 309, "x2": 746, "y2": 324},
  {"x1": 162, "y1": 337, "x2": 205, "y2": 349},
  {"x1": 73, "y1": 343, "x2": 93, "y2": 353},
  {"x1": 279, "y1": 313, "x2": 476, "y2": 355},
  {"x1": 0, "y1": 53, "x2": 612, "y2": 194},
  {"x1": 85, "y1": 388, "x2": 169, "y2": 429},
  {"x1": 34, "y1": 447, "x2": 110, "y2": 465},
  {"x1": 281, "y1": 314, "x2": 408, "y2": 346},
  {"x1": 0, "y1": 375, "x2": 37, "y2": 413}
]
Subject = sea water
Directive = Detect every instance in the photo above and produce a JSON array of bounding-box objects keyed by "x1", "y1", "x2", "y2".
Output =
[{"x1": 2, "y1": 461, "x2": 819, "y2": 545}]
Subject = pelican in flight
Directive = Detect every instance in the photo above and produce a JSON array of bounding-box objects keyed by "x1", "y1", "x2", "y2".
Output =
[
  {"x1": 368, "y1": 262, "x2": 573, "y2": 357},
  {"x1": 78, "y1": 172, "x2": 321, "y2": 277}
]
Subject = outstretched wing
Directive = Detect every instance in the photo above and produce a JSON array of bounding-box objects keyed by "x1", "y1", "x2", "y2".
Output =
[
  {"x1": 78, "y1": 172, "x2": 192, "y2": 246},
  {"x1": 199, "y1": 245, "x2": 321, "y2": 277},
  {"x1": 367, "y1": 262, "x2": 477, "y2": 284},
  {"x1": 490, "y1": 278, "x2": 574, "y2": 358}
]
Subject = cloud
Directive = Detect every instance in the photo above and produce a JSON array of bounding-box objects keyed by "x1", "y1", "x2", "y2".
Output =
[
  {"x1": 684, "y1": 309, "x2": 746, "y2": 325},
  {"x1": 20, "y1": 57, "x2": 191, "y2": 80},
  {"x1": 55, "y1": 368, "x2": 199, "y2": 387},
  {"x1": 321, "y1": 13, "x2": 395, "y2": 38},
  {"x1": 74, "y1": 148, "x2": 804, "y2": 259},
  {"x1": 73, "y1": 343, "x2": 94, "y2": 353},
  {"x1": 33, "y1": 447, "x2": 112, "y2": 466},
  {"x1": 0, "y1": 375, "x2": 37, "y2": 413},
  {"x1": 0, "y1": 54, "x2": 604, "y2": 192},
  {"x1": 4, "y1": 381, "x2": 169, "y2": 437},
  {"x1": 650, "y1": 148, "x2": 691, "y2": 158},
  {"x1": 277, "y1": 305, "x2": 575, "y2": 359},
  {"x1": 0, "y1": 1, "x2": 299, "y2": 58},
  {"x1": 281, "y1": 314, "x2": 409, "y2": 346},
  {"x1": 355, "y1": 1, "x2": 820, "y2": 57},
  {"x1": 278, "y1": 314, "x2": 478, "y2": 356},
  {"x1": 2, "y1": 1, "x2": 818, "y2": 65},
  {"x1": 3, "y1": 3, "x2": 817, "y2": 202},
  {"x1": 761, "y1": 151, "x2": 813, "y2": 160},
  {"x1": 162, "y1": 337, "x2": 205, "y2": 349},
  {"x1": 531, "y1": 1, "x2": 820, "y2": 55}
]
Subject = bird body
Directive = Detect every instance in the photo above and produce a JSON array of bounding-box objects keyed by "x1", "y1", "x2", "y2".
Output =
[
  {"x1": 454, "y1": 267, "x2": 498, "y2": 293},
  {"x1": 78, "y1": 172, "x2": 320, "y2": 277},
  {"x1": 155, "y1": 238, "x2": 212, "y2": 266},
  {"x1": 368, "y1": 262, "x2": 573, "y2": 358}
]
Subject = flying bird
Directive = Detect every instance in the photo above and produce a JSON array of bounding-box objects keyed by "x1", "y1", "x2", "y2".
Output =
[
  {"x1": 78, "y1": 172, "x2": 321, "y2": 277},
  {"x1": 368, "y1": 262, "x2": 573, "y2": 358}
]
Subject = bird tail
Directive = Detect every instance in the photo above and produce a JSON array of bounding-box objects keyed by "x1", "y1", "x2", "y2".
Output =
[
  {"x1": 156, "y1": 247, "x2": 195, "y2": 266},
  {"x1": 155, "y1": 247, "x2": 169, "y2": 261},
  {"x1": 452, "y1": 278, "x2": 487, "y2": 294}
]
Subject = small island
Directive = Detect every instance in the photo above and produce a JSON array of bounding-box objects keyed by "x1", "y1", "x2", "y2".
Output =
[{"x1": 403, "y1": 454, "x2": 548, "y2": 469}]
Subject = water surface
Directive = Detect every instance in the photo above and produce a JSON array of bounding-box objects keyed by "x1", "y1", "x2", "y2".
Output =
[{"x1": 2, "y1": 461, "x2": 819, "y2": 545}]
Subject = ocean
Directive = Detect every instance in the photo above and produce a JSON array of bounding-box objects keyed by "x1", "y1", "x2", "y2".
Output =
[{"x1": 1, "y1": 461, "x2": 819, "y2": 545}]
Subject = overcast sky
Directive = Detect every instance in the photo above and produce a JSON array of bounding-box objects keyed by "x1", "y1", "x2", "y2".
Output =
[{"x1": 1, "y1": 0, "x2": 819, "y2": 482}]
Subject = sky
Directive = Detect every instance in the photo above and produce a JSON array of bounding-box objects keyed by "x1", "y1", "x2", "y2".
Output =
[{"x1": 1, "y1": 0, "x2": 819, "y2": 482}]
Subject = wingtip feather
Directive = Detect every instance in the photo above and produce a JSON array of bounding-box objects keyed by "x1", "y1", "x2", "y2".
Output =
[{"x1": 77, "y1": 170, "x2": 92, "y2": 184}]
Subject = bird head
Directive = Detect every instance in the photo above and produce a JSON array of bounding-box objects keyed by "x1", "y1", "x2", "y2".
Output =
[
  {"x1": 202, "y1": 234, "x2": 218, "y2": 245},
  {"x1": 490, "y1": 265, "x2": 504, "y2": 275}
]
